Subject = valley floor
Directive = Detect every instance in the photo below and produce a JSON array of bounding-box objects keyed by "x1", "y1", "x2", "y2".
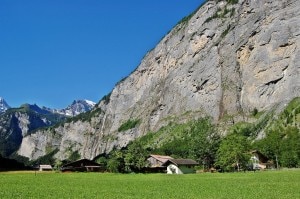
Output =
[{"x1": 0, "y1": 169, "x2": 299, "y2": 198}]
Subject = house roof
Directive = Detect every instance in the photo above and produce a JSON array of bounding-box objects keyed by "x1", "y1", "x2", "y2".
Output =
[
  {"x1": 149, "y1": 154, "x2": 173, "y2": 163},
  {"x1": 162, "y1": 159, "x2": 198, "y2": 166}
]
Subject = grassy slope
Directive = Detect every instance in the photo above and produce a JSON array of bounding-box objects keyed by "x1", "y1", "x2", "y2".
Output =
[{"x1": 0, "y1": 170, "x2": 299, "y2": 199}]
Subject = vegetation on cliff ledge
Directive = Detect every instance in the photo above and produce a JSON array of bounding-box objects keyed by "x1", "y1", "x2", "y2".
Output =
[{"x1": 118, "y1": 119, "x2": 141, "y2": 132}]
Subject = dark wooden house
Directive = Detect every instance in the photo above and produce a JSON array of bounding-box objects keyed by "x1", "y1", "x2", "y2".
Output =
[{"x1": 61, "y1": 159, "x2": 103, "y2": 172}]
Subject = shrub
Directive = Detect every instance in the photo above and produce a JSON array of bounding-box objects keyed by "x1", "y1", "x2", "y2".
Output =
[
  {"x1": 252, "y1": 108, "x2": 258, "y2": 117},
  {"x1": 227, "y1": 0, "x2": 239, "y2": 4},
  {"x1": 118, "y1": 119, "x2": 141, "y2": 132}
]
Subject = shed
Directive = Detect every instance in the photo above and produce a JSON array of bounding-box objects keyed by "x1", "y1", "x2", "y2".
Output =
[
  {"x1": 39, "y1": 165, "x2": 53, "y2": 171},
  {"x1": 61, "y1": 159, "x2": 102, "y2": 172},
  {"x1": 162, "y1": 159, "x2": 198, "y2": 174}
]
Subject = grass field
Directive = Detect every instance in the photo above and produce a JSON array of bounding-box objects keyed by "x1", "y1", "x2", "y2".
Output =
[{"x1": 0, "y1": 169, "x2": 299, "y2": 199}]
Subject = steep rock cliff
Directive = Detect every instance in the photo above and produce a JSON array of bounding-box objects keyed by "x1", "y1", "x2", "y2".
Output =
[
  {"x1": 0, "y1": 110, "x2": 59, "y2": 157},
  {"x1": 18, "y1": 0, "x2": 300, "y2": 160}
]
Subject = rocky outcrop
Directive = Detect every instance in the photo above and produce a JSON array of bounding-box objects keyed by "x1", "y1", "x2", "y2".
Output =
[{"x1": 18, "y1": 0, "x2": 300, "y2": 160}]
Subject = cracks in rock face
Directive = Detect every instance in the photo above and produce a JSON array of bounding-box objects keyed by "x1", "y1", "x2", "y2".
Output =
[
  {"x1": 235, "y1": 61, "x2": 244, "y2": 114},
  {"x1": 200, "y1": 79, "x2": 209, "y2": 88},
  {"x1": 259, "y1": 76, "x2": 284, "y2": 97},
  {"x1": 265, "y1": 76, "x2": 284, "y2": 86},
  {"x1": 192, "y1": 79, "x2": 209, "y2": 93},
  {"x1": 250, "y1": 30, "x2": 258, "y2": 38},
  {"x1": 279, "y1": 42, "x2": 294, "y2": 48}
]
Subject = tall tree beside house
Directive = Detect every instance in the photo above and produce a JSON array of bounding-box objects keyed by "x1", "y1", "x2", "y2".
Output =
[
  {"x1": 154, "y1": 137, "x2": 190, "y2": 158},
  {"x1": 255, "y1": 128, "x2": 283, "y2": 169},
  {"x1": 124, "y1": 142, "x2": 148, "y2": 172},
  {"x1": 189, "y1": 119, "x2": 221, "y2": 170},
  {"x1": 280, "y1": 126, "x2": 300, "y2": 167},
  {"x1": 107, "y1": 150, "x2": 125, "y2": 173},
  {"x1": 106, "y1": 142, "x2": 149, "y2": 173},
  {"x1": 216, "y1": 133, "x2": 250, "y2": 172}
]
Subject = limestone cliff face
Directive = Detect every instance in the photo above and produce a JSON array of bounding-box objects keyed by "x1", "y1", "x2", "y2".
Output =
[
  {"x1": 18, "y1": 0, "x2": 300, "y2": 160},
  {"x1": 0, "y1": 111, "x2": 55, "y2": 157}
]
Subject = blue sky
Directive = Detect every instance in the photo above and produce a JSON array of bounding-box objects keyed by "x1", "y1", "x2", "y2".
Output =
[{"x1": 0, "y1": 0, "x2": 204, "y2": 109}]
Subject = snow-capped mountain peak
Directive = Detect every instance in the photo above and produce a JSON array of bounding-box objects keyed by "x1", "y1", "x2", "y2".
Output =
[
  {"x1": 84, "y1": 99, "x2": 96, "y2": 107},
  {"x1": 64, "y1": 99, "x2": 96, "y2": 116},
  {"x1": 43, "y1": 99, "x2": 96, "y2": 117},
  {"x1": 0, "y1": 97, "x2": 10, "y2": 113}
]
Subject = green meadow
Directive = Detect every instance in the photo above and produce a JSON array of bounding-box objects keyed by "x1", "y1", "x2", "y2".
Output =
[{"x1": 0, "y1": 170, "x2": 299, "y2": 199}]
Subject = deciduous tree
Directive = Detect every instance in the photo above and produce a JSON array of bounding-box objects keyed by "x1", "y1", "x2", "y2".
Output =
[{"x1": 216, "y1": 133, "x2": 250, "y2": 172}]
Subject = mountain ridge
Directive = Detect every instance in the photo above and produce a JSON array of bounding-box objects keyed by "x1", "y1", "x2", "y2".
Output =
[
  {"x1": 0, "y1": 98, "x2": 95, "y2": 117},
  {"x1": 0, "y1": 99, "x2": 95, "y2": 157}
]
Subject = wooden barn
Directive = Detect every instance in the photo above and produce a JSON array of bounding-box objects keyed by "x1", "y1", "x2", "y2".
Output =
[
  {"x1": 61, "y1": 159, "x2": 102, "y2": 172},
  {"x1": 162, "y1": 159, "x2": 198, "y2": 174}
]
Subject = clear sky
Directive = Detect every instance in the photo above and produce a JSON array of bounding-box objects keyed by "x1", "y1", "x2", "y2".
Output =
[{"x1": 0, "y1": 0, "x2": 204, "y2": 109}]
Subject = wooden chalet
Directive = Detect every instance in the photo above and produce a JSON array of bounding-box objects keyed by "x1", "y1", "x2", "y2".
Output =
[
  {"x1": 61, "y1": 159, "x2": 103, "y2": 172},
  {"x1": 162, "y1": 159, "x2": 199, "y2": 174}
]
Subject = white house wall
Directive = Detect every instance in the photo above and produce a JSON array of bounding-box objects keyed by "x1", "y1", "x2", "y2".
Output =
[{"x1": 167, "y1": 164, "x2": 181, "y2": 174}]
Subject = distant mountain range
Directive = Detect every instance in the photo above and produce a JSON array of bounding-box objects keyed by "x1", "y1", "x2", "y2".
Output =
[
  {"x1": 0, "y1": 98, "x2": 96, "y2": 117},
  {"x1": 43, "y1": 100, "x2": 96, "y2": 117},
  {"x1": 0, "y1": 97, "x2": 96, "y2": 157}
]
